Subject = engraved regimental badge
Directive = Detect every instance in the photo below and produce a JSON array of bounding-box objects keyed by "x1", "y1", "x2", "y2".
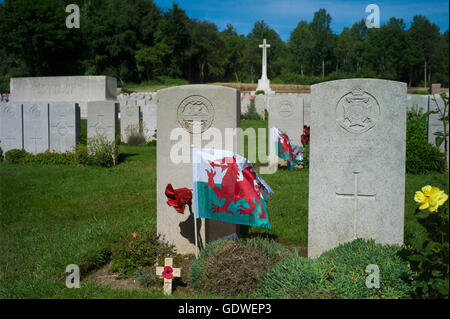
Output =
[
  {"x1": 336, "y1": 88, "x2": 380, "y2": 134},
  {"x1": 177, "y1": 95, "x2": 215, "y2": 134},
  {"x1": 279, "y1": 100, "x2": 293, "y2": 118}
]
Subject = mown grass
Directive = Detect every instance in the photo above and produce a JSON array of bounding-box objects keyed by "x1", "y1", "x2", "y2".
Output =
[{"x1": 0, "y1": 119, "x2": 448, "y2": 298}]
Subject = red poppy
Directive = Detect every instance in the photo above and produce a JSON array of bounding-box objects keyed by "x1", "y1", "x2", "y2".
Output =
[
  {"x1": 165, "y1": 184, "x2": 192, "y2": 214},
  {"x1": 162, "y1": 266, "x2": 173, "y2": 279},
  {"x1": 301, "y1": 125, "x2": 310, "y2": 146}
]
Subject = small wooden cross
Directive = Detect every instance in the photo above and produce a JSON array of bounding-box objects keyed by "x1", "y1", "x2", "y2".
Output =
[{"x1": 156, "y1": 258, "x2": 181, "y2": 295}]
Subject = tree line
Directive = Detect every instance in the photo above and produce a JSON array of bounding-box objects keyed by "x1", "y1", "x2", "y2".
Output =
[{"x1": 0, "y1": 0, "x2": 448, "y2": 91}]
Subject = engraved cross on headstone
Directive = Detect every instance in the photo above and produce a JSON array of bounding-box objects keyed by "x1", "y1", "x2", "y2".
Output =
[
  {"x1": 90, "y1": 114, "x2": 112, "y2": 136},
  {"x1": 155, "y1": 258, "x2": 181, "y2": 295},
  {"x1": 30, "y1": 136, "x2": 43, "y2": 154},
  {"x1": 335, "y1": 172, "x2": 376, "y2": 239}
]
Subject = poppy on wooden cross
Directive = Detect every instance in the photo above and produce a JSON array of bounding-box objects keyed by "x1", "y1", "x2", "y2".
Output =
[{"x1": 155, "y1": 258, "x2": 181, "y2": 295}]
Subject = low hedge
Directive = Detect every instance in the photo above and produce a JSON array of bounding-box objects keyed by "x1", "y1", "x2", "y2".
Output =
[
  {"x1": 256, "y1": 239, "x2": 414, "y2": 299},
  {"x1": 189, "y1": 238, "x2": 288, "y2": 297}
]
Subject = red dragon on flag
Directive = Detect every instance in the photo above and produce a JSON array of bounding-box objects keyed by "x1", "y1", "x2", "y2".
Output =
[
  {"x1": 205, "y1": 156, "x2": 268, "y2": 220},
  {"x1": 192, "y1": 148, "x2": 274, "y2": 230}
]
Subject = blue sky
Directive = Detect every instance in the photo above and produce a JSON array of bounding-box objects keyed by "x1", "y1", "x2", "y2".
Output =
[{"x1": 154, "y1": 0, "x2": 449, "y2": 40}]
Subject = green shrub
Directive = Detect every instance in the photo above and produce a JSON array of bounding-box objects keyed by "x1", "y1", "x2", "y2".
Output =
[
  {"x1": 256, "y1": 239, "x2": 414, "y2": 299},
  {"x1": 190, "y1": 238, "x2": 287, "y2": 297},
  {"x1": 255, "y1": 90, "x2": 265, "y2": 95},
  {"x1": 5, "y1": 149, "x2": 28, "y2": 164},
  {"x1": 3, "y1": 143, "x2": 117, "y2": 167},
  {"x1": 242, "y1": 99, "x2": 262, "y2": 120},
  {"x1": 87, "y1": 135, "x2": 119, "y2": 167},
  {"x1": 256, "y1": 255, "x2": 333, "y2": 298},
  {"x1": 126, "y1": 124, "x2": 146, "y2": 146},
  {"x1": 73, "y1": 144, "x2": 89, "y2": 165},
  {"x1": 406, "y1": 107, "x2": 446, "y2": 174},
  {"x1": 317, "y1": 239, "x2": 414, "y2": 299},
  {"x1": 0, "y1": 143, "x2": 3, "y2": 162},
  {"x1": 301, "y1": 144, "x2": 309, "y2": 169},
  {"x1": 402, "y1": 200, "x2": 449, "y2": 298},
  {"x1": 110, "y1": 227, "x2": 176, "y2": 278}
]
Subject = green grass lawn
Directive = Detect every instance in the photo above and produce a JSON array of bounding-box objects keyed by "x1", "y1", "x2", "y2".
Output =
[{"x1": 0, "y1": 120, "x2": 448, "y2": 298}]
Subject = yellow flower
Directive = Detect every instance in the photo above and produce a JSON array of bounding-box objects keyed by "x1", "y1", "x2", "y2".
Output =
[
  {"x1": 430, "y1": 190, "x2": 448, "y2": 208},
  {"x1": 419, "y1": 197, "x2": 430, "y2": 210},
  {"x1": 421, "y1": 185, "x2": 433, "y2": 196},
  {"x1": 414, "y1": 191, "x2": 426, "y2": 204},
  {"x1": 415, "y1": 185, "x2": 448, "y2": 213}
]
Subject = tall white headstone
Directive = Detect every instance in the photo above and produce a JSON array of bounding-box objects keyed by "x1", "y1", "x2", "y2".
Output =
[
  {"x1": 120, "y1": 99, "x2": 140, "y2": 143},
  {"x1": 157, "y1": 85, "x2": 240, "y2": 255},
  {"x1": 142, "y1": 94, "x2": 157, "y2": 142},
  {"x1": 428, "y1": 94, "x2": 449, "y2": 161},
  {"x1": 255, "y1": 95, "x2": 266, "y2": 120},
  {"x1": 0, "y1": 103, "x2": 23, "y2": 152},
  {"x1": 49, "y1": 102, "x2": 80, "y2": 153},
  {"x1": 87, "y1": 101, "x2": 119, "y2": 143},
  {"x1": 23, "y1": 102, "x2": 49, "y2": 154},
  {"x1": 267, "y1": 94, "x2": 304, "y2": 146},
  {"x1": 308, "y1": 79, "x2": 406, "y2": 258}
]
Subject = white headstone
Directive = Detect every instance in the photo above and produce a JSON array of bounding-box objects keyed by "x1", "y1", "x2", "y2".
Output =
[
  {"x1": 308, "y1": 79, "x2": 407, "y2": 258},
  {"x1": 157, "y1": 85, "x2": 240, "y2": 255},
  {"x1": 120, "y1": 100, "x2": 140, "y2": 143},
  {"x1": 23, "y1": 102, "x2": 49, "y2": 154},
  {"x1": 0, "y1": 103, "x2": 23, "y2": 152},
  {"x1": 87, "y1": 101, "x2": 119, "y2": 143},
  {"x1": 255, "y1": 95, "x2": 266, "y2": 120},
  {"x1": 49, "y1": 102, "x2": 80, "y2": 153},
  {"x1": 406, "y1": 94, "x2": 429, "y2": 113},
  {"x1": 267, "y1": 94, "x2": 304, "y2": 146},
  {"x1": 142, "y1": 94, "x2": 157, "y2": 142},
  {"x1": 297, "y1": 93, "x2": 311, "y2": 126},
  {"x1": 241, "y1": 93, "x2": 250, "y2": 115},
  {"x1": 428, "y1": 94, "x2": 449, "y2": 159}
]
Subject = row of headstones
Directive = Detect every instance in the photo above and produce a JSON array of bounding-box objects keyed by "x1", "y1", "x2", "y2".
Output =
[
  {"x1": 117, "y1": 92, "x2": 157, "y2": 143},
  {"x1": 0, "y1": 102, "x2": 80, "y2": 154},
  {"x1": 242, "y1": 91, "x2": 448, "y2": 153},
  {"x1": 155, "y1": 81, "x2": 411, "y2": 258},
  {"x1": 0, "y1": 99, "x2": 157, "y2": 154}
]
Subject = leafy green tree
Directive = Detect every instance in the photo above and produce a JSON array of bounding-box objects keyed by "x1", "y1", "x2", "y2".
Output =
[
  {"x1": 188, "y1": 20, "x2": 225, "y2": 83},
  {"x1": 309, "y1": 9, "x2": 334, "y2": 79},
  {"x1": 220, "y1": 25, "x2": 245, "y2": 82},
  {"x1": 408, "y1": 15, "x2": 441, "y2": 87},
  {"x1": 154, "y1": 3, "x2": 191, "y2": 79},
  {"x1": 289, "y1": 21, "x2": 315, "y2": 75}
]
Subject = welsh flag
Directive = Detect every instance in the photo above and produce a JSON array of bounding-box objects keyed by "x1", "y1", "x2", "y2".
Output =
[
  {"x1": 272, "y1": 127, "x2": 303, "y2": 170},
  {"x1": 192, "y1": 148, "x2": 274, "y2": 230}
]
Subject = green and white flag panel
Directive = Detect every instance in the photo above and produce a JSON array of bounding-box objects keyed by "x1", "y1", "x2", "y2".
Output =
[
  {"x1": 192, "y1": 147, "x2": 274, "y2": 230},
  {"x1": 272, "y1": 126, "x2": 303, "y2": 169}
]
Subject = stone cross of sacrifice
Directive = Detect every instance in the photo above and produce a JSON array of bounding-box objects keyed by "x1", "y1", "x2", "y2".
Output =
[
  {"x1": 156, "y1": 258, "x2": 181, "y2": 295},
  {"x1": 259, "y1": 39, "x2": 270, "y2": 80}
]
